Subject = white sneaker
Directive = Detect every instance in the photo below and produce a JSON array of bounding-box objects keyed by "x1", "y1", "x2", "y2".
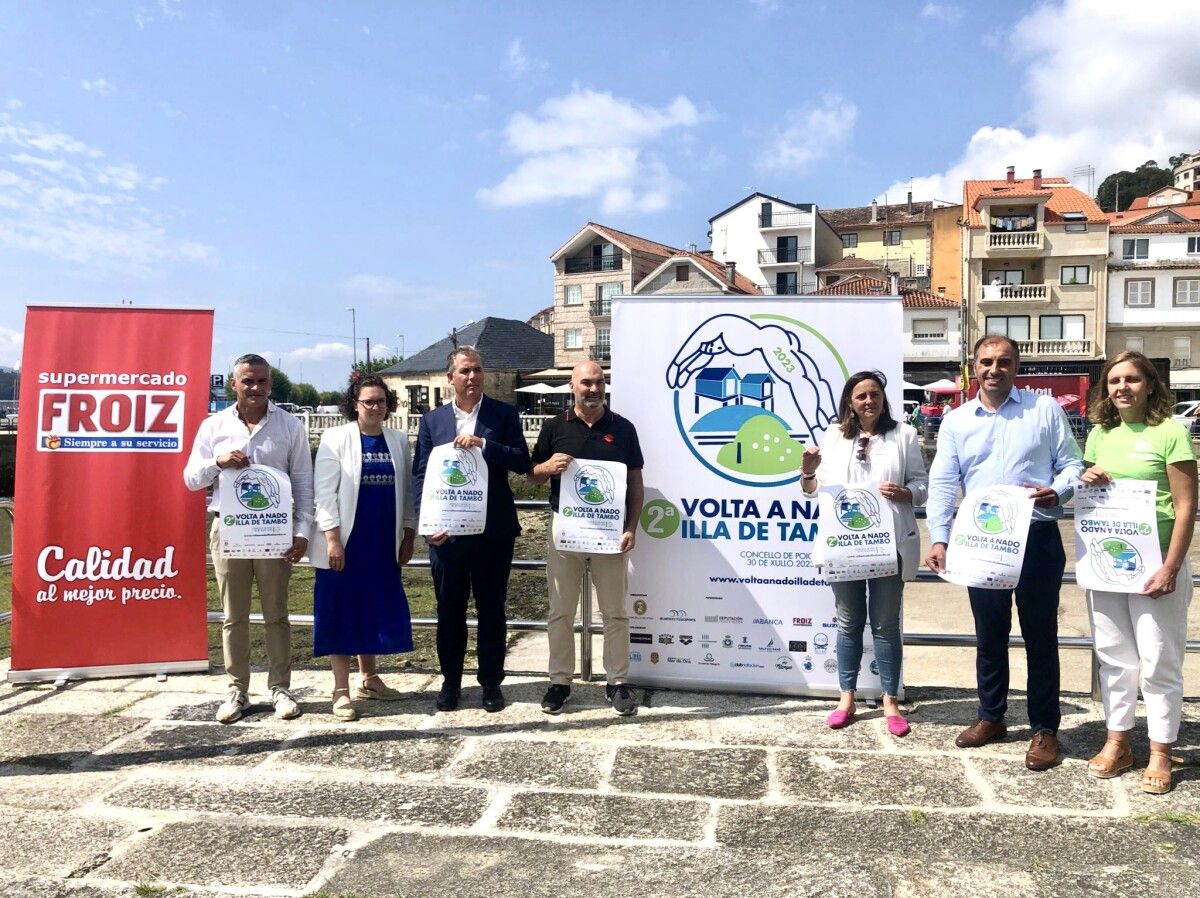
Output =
[
  {"x1": 272, "y1": 687, "x2": 301, "y2": 720},
  {"x1": 216, "y1": 690, "x2": 248, "y2": 724}
]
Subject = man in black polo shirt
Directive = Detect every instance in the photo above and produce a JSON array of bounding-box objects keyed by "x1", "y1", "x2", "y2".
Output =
[{"x1": 530, "y1": 360, "x2": 645, "y2": 715}]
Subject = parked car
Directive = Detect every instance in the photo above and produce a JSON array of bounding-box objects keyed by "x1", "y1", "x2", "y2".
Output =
[{"x1": 1171, "y1": 400, "x2": 1200, "y2": 424}]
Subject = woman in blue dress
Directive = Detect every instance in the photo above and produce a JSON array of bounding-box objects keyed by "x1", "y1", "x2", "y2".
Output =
[{"x1": 309, "y1": 374, "x2": 416, "y2": 720}]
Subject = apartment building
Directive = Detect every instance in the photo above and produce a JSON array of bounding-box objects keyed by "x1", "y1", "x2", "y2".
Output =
[
  {"x1": 809, "y1": 274, "x2": 963, "y2": 370},
  {"x1": 963, "y1": 166, "x2": 1109, "y2": 360},
  {"x1": 822, "y1": 198, "x2": 936, "y2": 289},
  {"x1": 1108, "y1": 185, "x2": 1200, "y2": 226},
  {"x1": 548, "y1": 222, "x2": 679, "y2": 369},
  {"x1": 1174, "y1": 151, "x2": 1200, "y2": 191},
  {"x1": 707, "y1": 193, "x2": 841, "y2": 295},
  {"x1": 1106, "y1": 220, "x2": 1200, "y2": 398},
  {"x1": 632, "y1": 250, "x2": 761, "y2": 296}
]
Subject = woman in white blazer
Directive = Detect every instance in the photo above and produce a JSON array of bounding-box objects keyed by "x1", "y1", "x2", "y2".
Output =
[
  {"x1": 801, "y1": 371, "x2": 928, "y2": 736},
  {"x1": 310, "y1": 374, "x2": 417, "y2": 720}
]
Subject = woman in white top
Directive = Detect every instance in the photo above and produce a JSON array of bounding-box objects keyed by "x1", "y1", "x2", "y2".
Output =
[{"x1": 801, "y1": 371, "x2": 928, "y2": 736}]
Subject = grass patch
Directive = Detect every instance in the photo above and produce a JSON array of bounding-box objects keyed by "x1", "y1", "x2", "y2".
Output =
[
  {"x1": 1134, "y1": 812, "x2": 1200, "y2": 826},
  {"x1": 907, "y1": 809, "x2": 927, "y2": 824}
]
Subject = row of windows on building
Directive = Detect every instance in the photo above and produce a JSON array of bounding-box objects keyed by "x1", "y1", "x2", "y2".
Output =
[
  {"x1": 840, "y1": 230, "x2": 902, "y2": 249},
  {"x1": 1120, "y1": 237, "x2": 1200, "y2": 259},
  {"x1": 1124, "y1": 278, "x2": 1200, "y2": 307}
]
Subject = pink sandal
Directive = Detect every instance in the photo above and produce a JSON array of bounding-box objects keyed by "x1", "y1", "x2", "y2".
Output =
[
  {"x1": 886, "y1": 714, "x2": 911, "y2": 737},
  {"x1": 826, "y1": 708, "x2": 855, "y2": 729}
]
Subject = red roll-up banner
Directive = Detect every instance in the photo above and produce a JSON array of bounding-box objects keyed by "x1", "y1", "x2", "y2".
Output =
[{"x1": 10, "y1": 305, "x2": 214, "y2": 682}]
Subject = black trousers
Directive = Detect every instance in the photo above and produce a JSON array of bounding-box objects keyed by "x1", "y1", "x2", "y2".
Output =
[
  {"x1": 967, "y1": 521, "x2": 1064, "y2": 734},
  {"x1": 429, "y1": 534, "x2": 515, "y2": 689}
]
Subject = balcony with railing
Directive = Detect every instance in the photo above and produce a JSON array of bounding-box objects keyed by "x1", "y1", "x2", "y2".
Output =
[
  {"x1": 590, "y1": 300, "x2": 612, "y2": 318},
  {"x1": 1015, "y1": 339, "x2": 1093, "y2": 357},
  {"x1": 757, "y1": 247, "x2": 813, "y2": 266},
  {"x1": 987, "y1": 230, "x2": 1043, "y2": 250},
  {"x1": 759, "y1": 281, "x2": 818, "y2": 295},
  {"x1": 564, "y1": 255, "x2": 623, "y2": 274},
  {"x1": 758, "y1": 211, "x2": 808, "y2": 229},
  {"x1": 980, "y1": 283, "x2": 1049, "y2": 302},
  {"x1": 589, "y1": 344, "x2": 611, "y2": 361}
]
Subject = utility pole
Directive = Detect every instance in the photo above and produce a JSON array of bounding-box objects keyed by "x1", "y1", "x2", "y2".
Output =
[{"x1": 365, "y1": 337, "x2": 372, "y2": 368}]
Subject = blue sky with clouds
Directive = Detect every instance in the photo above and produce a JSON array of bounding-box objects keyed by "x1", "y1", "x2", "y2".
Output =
[{"x1": 2, "y1": 1, "x2": 1198, "y2": 389}]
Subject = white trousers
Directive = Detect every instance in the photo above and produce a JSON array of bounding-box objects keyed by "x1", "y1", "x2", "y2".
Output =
[{"x1": 1087, "y1": 559, "x2": 1193, "y2": 744}]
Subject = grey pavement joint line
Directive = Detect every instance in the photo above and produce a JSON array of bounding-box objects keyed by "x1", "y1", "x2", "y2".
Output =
[
  {"x1": 595, "y1": 741, "x2": 619, "y2": 794},
  {"x1": 295, "y1": 823, "x2": 395, "y2": 898},
  {"x1": 763, "y1": 744, "x2": 784, "y2": 803},
  {"x1": 961, "y1": 755, "x2": 1000, "y2": 806}
]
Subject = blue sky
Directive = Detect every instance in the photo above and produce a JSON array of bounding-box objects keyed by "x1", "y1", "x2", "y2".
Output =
[{"x1": 2, "y1": 0, "x2": 1198, "y2": 389}]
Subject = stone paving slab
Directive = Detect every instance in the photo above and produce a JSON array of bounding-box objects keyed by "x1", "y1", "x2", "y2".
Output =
[
  {"x1": 776, "y1": 748, "x2": 984, "y2": 808},
  {"x1": 0, "y1": 809, "x2": 133, "y2": 879},
  {"x1": 90, "y1": 722, "x2": 286, "y2": 769},
  {"x1": 270, "y1": 727, "x2": 464, "y2": 774},
  {"x1": 94, "y1": 819, "x2": 349, "y2": 890},
  {"x1": 0, "y1": 713, "x2": 146, "y2": 769},
  {"x1": 975, "y1": 757, "x2": 1119, "y2": 811},
  {"x1": 450, "y1": 737, "x2": 607, "y2": 790},
  {"x1": 709, "y1": 700, "x2": 885, "y2": 749},
  {"x1": 497, "y1": 791, "x2": 710, "y2": 841},
  {"x1": 103, "y1": 775, "x2": 491, "y2": 826},
  {"x1": 0, "y1": 770, "x2": 125, "y2": 811},
  {"x1": 611, "y1": 744, "x2": 769, "y2": 799}
]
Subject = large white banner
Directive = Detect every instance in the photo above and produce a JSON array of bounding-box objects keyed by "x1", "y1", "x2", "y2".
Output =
[{"x1": 613, "y1": 296, "x2": 903, "y2": 696}]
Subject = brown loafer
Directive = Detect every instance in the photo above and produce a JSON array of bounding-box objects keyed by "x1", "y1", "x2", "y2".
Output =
[
  {"x1": 955, "y1": 719, "x2": 1007, "y2": 748},
  {"x1": 1025, "y1": 729, "x2": 1060, "y2": 771}
]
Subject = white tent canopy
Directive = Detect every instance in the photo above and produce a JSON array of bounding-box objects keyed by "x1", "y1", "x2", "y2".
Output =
[
  {"x1": 901, "y1": 380, "x2": 923, "y2": 390},
  {"x1": 515, "y1": 383, "x2": 556, "y2": 394},
  {"x1": 922, "y1": 378, "x2": 960, "y2": 393}
]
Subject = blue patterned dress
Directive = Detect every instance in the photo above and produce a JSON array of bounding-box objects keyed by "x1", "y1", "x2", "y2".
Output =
[{"x1": 313, "y1": 432, "x2": 413, "y2": 656}]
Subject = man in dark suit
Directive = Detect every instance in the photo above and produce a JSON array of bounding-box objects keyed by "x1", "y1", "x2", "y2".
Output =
[{"x1": 413, "y1": 346, "x2": 531, "y2": 712}]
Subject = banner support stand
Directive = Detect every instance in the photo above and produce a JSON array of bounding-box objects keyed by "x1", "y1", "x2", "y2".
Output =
[{"x1": 579, "y1": 561, "x2": 594, "y2": 681}]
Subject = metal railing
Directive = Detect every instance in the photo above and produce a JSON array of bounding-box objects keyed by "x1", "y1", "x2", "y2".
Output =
[
  {"x1": 564, "y1": 256, "x2": 622, "y2": 274},
  {"x1": 757, "y1": 247, "x2": 812, "y2": 265},
  {"x1": 589, "y1": 300, "x2": 612, "y2": 318},
  {"x1": 2, "y1": 496, "x2": 1199, "y2": 695},
  {"x1": 589, "y1": 344, "x2": 611, "y2": 361}
]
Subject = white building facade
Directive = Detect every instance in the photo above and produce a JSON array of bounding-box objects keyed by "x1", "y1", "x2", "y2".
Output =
[
  {"x1": 707, "y1": 193, "x2": 842, "y2": 295},
  {"x1": 1107, "y1": 223, "x2": 1200, "y2": 398}
]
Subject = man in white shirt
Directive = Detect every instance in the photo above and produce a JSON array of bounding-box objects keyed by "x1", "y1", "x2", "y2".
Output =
[{"x1": 184, "y1": 354, "x2": 314, "y2": 723}]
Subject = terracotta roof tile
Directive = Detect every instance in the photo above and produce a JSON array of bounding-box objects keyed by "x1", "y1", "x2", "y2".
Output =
[
  {"x1": 962, "y1": 177, "x2": 1104, "y2": 226},
  {"x1": 1107, "y1": 203, "x2": 1200, "y2": 225},
  {"x1": 809, "y1": 274, "x2": 960, "y2": 308},
  {"x1": 815, "y1": 257, "x2": 889, "y2": 273},
  {"x1": 586, "y1": 222, "x2": 680, "y2": 259},
  {"x1": 660, "y1": 252, "x2": 761, "y2": 294},
  {"x1": 1110, "y1": 223, "x2": 1200, "y2": 234},
  {"x1": 822, "y1": 201, "x2": 934, "y2": 230}
]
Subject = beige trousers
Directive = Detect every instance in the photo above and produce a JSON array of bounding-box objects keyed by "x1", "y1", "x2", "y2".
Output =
[
  {"x1": 546, "y1": 519, "x2": 630, "y2": 685},
  {"x1": 209, "y1": 518, "x2": 293, "y2": 693}
]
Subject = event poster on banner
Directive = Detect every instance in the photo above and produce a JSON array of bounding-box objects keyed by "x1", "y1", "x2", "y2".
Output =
[
  {"x1": 10, "y1": 305, "x2": 213, "y2": 682},
  {"x1": 813, "y1": 485, "x2": 899, "y2": 582},
  {"x1": 554, "y1": 459, "x2": 627, "y2": 553},
  {"x1": 941, "y1": 485, "x2": 1035, "y2": 590},
  {"x1": 612, "y1": 296, "x2": 903, "y2": 696},
  {"x1": 418, "y1": 443, "x2": 488, "y2": 536},
  {"x1": 1074, "y1": 480, "x2": 1162, "y2": 593},
  {"x1": 218, "y1": 464, "x2": 295, "y2": 557}
]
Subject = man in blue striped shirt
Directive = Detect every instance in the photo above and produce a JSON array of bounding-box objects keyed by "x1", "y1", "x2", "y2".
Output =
[{"x1": 925, "y1": 335, "x2": 1082, "y2": 770}]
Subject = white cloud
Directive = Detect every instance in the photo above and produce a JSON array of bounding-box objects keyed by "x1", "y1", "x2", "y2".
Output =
[
  {"x1": 286, "y1": 342, "x2": 354, "y2": 363},
  {"x1": 478, "y1": 88, "x2": 708, "y2": 214},
  {"x1": 5, "y1": 99, "x2": 22, "y2": 111},
  {"x1": 0, "y1": 325, "x2": 22, "y2": 369},
  {"x1": 748, "y1": 0, "x2": 781, "y2": 14},
  {"x1": 345, "y1": 274, "x2": 405, "y2": 297},
  {"x1": 0, "y1": 110, "x2": 214, "y2": 273},
  {"x1": 883, "y1": 0, "x2": 1200, "y2": 202},
  {"x1": 81, "y1": 78, "x2": 117, "y2": 95},
  {"x1": 505, "y1": 38, "x2": 546, "y2": 76},
  {"x1": 755, "y1": 94, "x2": 858, "y2": 174},
  {"x1": 920, "y1": 2, "x2": 963, "y2": 23}
]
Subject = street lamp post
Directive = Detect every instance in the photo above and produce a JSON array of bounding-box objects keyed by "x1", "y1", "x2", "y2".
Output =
[{"x1": 346, "y1": 307, "x2": 357, "y2": 367}]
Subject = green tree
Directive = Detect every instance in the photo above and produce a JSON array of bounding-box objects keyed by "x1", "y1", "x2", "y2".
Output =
[
  {"x1": 290, "y1": 382, "x2": 320, "y2": 407},
  {"x1": 1096, "y1": 159, "x2": 1176, "y2": 212},
  {"x1": 318, "y1": 390, "x2": 343, "y2": 406},
  {"x1": 352, "y1": 355, "x2": 403, "y2": 377}
]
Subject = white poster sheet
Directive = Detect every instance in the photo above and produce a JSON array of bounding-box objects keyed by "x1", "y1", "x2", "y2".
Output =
[
  {"x1": 1074, "y1": 479, "x2": 1162, "y2": 593},
  {"x1": 218, "y1": 464, "x2": 294, "y2": 557},
  {"x1": 554, "y1": 459, "x2": 628, "y2": 553},
  {"x1": 418, "y1": 443, "x2": 489, "y2": 536},
  {"x1": 613, "y1": 296, "x2": 904, "y2": 697},
  {"x1": 813, "y1": 485, "x2": 899, "y2": 582},
  {"x1": 941, "y1": 485, "x2": 1034, "y2": 589}
]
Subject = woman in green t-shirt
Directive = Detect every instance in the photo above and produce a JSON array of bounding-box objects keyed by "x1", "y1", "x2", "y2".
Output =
[{"x1": 1080, "y1": 351, "x2": 1196, "y2": 795}]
